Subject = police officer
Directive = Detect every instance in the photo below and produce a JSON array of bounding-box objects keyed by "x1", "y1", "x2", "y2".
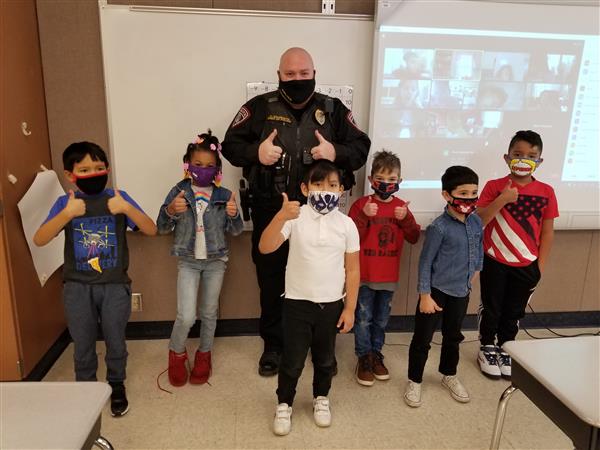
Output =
[{"x1": 221, "y1": 47, "x2": 370, "y2": 376}]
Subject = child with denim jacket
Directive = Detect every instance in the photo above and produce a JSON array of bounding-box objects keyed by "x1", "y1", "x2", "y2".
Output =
[
  {"x1": 404, "y1": 166, "x2": 483, "y2": 408},
  {"x1": 157, "y1": 130, "x2": 243, "y2": 386}
]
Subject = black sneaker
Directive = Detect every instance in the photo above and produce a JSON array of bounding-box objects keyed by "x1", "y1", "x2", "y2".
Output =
[
  {"x1": 109, "y1": 382, "x2": 129, "y2": 417},
  {"x1": 258, "y1": 351, "x2": 280, "y2": 377}
]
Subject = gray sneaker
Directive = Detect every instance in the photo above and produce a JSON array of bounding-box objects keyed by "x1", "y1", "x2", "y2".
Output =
[
  {"x1": 442, "y1": 375, "x2": 470, "y2": 403},
  {"x1": 403, "y1": 380, "x2": 422, "y2": 408},
  {"x1": 273, "y1": 403, "x2": 292, "y2": 436}
]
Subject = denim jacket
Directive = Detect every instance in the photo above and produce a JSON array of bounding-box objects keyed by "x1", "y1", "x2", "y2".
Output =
[
  {"x1": 417, "y1": 207, "x2": 483, "y2": 297},
  {"x1": 157, "y1": 179, "x2": 244, "y2": 259}
]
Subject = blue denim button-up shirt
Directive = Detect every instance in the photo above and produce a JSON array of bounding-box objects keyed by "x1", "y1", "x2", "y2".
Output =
[
  {"x1": 157, "y1": 179, "x2": 243, "y2": 259},
  {"x1": 417, "y1": 207, "x2": 483, "y2": 297}
]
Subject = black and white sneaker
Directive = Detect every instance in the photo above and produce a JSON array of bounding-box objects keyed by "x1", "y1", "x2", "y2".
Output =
[
  {"x1": 498, "y1": 349, "x2": 512, "y2": 380},
  {"x1": 109, "y1": 382, "x2": 129, "y2": 417},
  {"x1": 477, "y1": 345, "x2": 501, "y2": 379}
]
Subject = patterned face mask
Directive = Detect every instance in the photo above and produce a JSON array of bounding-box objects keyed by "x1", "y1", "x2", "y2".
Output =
[
  {"x1": 509, "y1": 158, "x2": 539, "y2": 177},
  {"x1": 448, "y1": 195, "x2": 478, "y2": 215},
  {"x1": 371, "y1": 180, "x2": 399, "y2": 200},
  {"x1": 308, "y1": 191, "x2": 340, "y2": 215}
]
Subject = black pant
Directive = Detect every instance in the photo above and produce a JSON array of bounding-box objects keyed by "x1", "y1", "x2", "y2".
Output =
[
  {"x1": 479, "y1": 255, "x2": 541, "y2": 347},
  {"x1": 408, "y1": 287, "x2": 469, "y2": 383},
  {"x1": 251, "y1": 207, "x2": 287, "y2": 353},
  {"x1": 277, "y1": 299, "x2": 343, "y2": 406}
]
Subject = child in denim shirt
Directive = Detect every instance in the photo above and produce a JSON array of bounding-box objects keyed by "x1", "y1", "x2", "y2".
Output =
[
  {"x1": 404, "y1": 166, "x2": 483, "y2": 408},
  {"x1": 158, "y1": 130, "x2": 243, "y2": 386}
]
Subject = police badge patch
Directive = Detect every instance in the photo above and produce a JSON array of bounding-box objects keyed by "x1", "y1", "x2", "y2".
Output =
[
  {"x1": 315, "y1": 109, "x2": 325, "y2": 125},
  {"x1": 232, "y1": 106, "x2": 250, "y2": 128},
  {"x1": 346, "y1": 111, "x2": 360, "y2": 130}
]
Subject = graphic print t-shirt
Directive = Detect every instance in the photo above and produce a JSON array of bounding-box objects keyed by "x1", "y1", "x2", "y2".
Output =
[
  {"x1": 478, "y1": 176, "x2": 558, "y2": 267},
  {"x1": 192, "y1": 185, "x2": 213, "y2": 260},
  {"x1": 43, "y1": 189, "x2": 144, "y2": 283}
]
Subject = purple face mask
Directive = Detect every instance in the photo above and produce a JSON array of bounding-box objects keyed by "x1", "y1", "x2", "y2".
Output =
[{"x1": 186, "y1": 164, "x2": 218, "y2": 187}]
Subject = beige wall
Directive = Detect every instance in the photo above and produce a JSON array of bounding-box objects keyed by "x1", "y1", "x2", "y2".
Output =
[{"x1": 36, "y1": 0, "x2": 599, "y2": 322}]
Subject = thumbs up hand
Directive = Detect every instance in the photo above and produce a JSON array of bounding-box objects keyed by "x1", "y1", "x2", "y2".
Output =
[
  {"x1": 65, "y1": 189, "x2": 86, "y2": 218},
  {"x1": 362, "y1": 196, "x2": 378, "y2": 217},
  {"x1": 394, "y1": 201, "x2": 410, "y2": 221},
  {"x1": 226, "y1": 191, "x2": 238, "y2": 217},
  {"x1": 167, "y1": 190, "x2": 188, "y2": 216},
  {"x1": 500, "y1": 179, "x2": 519, "y2": 204},
  {"x1": 278, "y1": 192, "x2": 301, "y2": 221},
  {"x1": 310, "y1": 130, "x2": 335, "y2": 162},
  {"x1": 258, "y1": 129, "x2": 283, "y2": 165},
  {"x1": 108, "y1": 188, "x2": 131, "y2": 215}
]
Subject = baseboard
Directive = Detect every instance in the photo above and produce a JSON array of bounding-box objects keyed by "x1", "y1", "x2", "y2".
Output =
[
  {"x1": 26, "y1": 311, "x2": 599, "y2": 380},
  {"x1": 24, "y1": 329, "x2": 72, "y2": 382},
  {"x1": 124, "y1": 310, "x2": 599, "y2": 340}
]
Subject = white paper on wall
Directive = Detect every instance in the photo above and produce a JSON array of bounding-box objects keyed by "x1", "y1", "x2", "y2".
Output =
[
  {"x1": 17, "y1": 170, "x2": 66, "y2": 286},
  {"x1": 246, "y1": 82, "x2": 354, "y2": 109}
]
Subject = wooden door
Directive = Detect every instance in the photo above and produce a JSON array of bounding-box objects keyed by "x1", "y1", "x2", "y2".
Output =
[{"x1": 0, "y1": 0, "x2": 65, "y2": 379}]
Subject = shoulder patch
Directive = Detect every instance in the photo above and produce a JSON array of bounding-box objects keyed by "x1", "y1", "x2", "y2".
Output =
[
  {"x1": 346, "y1": 111, "x2": 360, "y2": 130},
  {"x1": 232, "y1": 106, "x2": 251, "y2": 128}
]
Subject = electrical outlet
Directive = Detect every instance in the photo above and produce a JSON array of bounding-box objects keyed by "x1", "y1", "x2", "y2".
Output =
[{"x1": 131, "y1": 293, "x2": 143, "y2": 312}]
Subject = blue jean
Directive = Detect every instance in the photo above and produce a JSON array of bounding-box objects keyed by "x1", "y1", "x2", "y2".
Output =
[
  {"x1": 354, "y1": 286, "x2": 393, "y2": 357},
  {"x1": 169, "y1": 257, "x2": 226, "y2": 353}
]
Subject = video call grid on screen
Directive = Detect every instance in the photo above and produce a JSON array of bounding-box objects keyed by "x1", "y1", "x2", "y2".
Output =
[{"x1": 374, "y1": 26, "x2": 598, "y2": 191}]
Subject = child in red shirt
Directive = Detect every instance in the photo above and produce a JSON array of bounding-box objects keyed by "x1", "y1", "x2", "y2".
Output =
[
  {"x1": 348, "y1": 150, "x2": 420, "y2": 386},
  {"x1": 476, "y1": 130, "x2": 558, "y2": 380}
]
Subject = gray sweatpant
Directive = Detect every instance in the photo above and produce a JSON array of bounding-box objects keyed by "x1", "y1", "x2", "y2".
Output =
[{"x1": 63, "y1": 281, "x2": 131, "y2": 382}]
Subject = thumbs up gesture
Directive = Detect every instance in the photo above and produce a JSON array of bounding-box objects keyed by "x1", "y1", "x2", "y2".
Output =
[
  {"x1": 108, "y1": 188, "x2": 131, "y2": 215},
  {"x1": 167, "y1": 190, "x2": 188, "y2": 216},
  {"x1": 278, "y1": 192, "x2": 301, "y2": 221},
  {"x1": 362, "y1": 196, "x2": 378, "y2": 217},
  {"x1": 310, "y1": 130, "x2": 335, "y2": 162},
  {"x1": 258, "y1": 129, "x2": 283, "y2": 166},
  {"x1": 65, "y1": 189, "x2": 86, "y2": 218},
  {"x1": 500, "y1": 179, "x2": 519, "y2": 204},
  {"x1": 394, "y1": 201, "x2": 410, "y2": 221},
  {"x1": 226, "y1": 191, "x2": 238, "y2": 217}
]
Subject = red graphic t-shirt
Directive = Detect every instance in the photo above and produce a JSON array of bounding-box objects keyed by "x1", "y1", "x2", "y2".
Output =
[
  {"x1": 478, "y1": 175, "x2": 558, "y2": 267},
  {"x1": 348, "y1": 195, "x2": 420, "y2": 283}
]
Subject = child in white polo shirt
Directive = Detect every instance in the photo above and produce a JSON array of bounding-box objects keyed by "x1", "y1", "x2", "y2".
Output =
[{"x1": 259, "y1": 160, "x2": 360, "y2": 436}]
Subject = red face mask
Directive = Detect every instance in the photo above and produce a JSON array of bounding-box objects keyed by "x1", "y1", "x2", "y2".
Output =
[{"x1": 448, "y1": 195, "x2": 478, "y2": 215}]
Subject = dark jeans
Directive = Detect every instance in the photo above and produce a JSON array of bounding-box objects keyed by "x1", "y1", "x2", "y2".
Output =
[
  {"x1": 251, "y1": 207, "x2": 287, "y2": 354},
  {"x1": 277, "y1": 299, "x2": 343, "y2": 406},
  {"x1": 63, "y1": 281, "x2": 131, "y2": 382},
  {"x1": 479, "y1": 255, "x2": 541, "y2": 347},
  {"x1": 408, "y1": 287, "x2": 469, "y2": 383},
  {"x1": 354, "y1": 286, "x2": 393, "y2": 357}
]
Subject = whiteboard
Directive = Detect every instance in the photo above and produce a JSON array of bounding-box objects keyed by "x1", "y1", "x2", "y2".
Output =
[{"x1": 99, "y1": 3, "x2": 373, "y2": 221}]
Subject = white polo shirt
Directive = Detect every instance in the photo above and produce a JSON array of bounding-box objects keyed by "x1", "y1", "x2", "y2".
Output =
[{"x1": 281, "y1": 204, "x2": 360, "y2": 303}]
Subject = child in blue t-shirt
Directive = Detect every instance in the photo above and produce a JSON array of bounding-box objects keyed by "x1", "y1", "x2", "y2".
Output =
[{"x1": 34, "y1": 141, "x2": 157, "y2": 417}]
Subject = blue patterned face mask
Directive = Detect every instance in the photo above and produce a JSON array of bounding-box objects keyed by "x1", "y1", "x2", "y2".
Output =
[{"x1": 308, "y1": 191, "x2": 340, "y2": 215}]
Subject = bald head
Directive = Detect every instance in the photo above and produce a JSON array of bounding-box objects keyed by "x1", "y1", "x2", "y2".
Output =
[{"x1": 278, "y1": 47, "x2": 315, "y2": 81}]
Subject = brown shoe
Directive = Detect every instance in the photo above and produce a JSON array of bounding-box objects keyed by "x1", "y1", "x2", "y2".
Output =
[
  {"x1": 372, "y1": 351, "x2": 390, "y2": 380},
  {"x1": 356, "y1": 354, "x2": 374, "y2": 386}
]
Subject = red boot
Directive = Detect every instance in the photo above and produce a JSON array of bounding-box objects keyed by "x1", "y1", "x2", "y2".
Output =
[
  {"x1": 168, "y1": 350, "x2": 189, "y2": 386},
  {"x1": 190, "y1": 351, "x2": 211, "y2": 384}
]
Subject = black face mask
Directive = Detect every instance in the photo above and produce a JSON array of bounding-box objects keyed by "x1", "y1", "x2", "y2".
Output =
[
  {"x1": 75, "y1": 172, "x2": 108, "y2": 196},
  {"x1": 279, "y1": 78, "x2": 316, "y2": 105}
]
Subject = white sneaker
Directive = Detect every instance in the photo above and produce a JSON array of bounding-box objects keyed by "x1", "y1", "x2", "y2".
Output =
[
  {"x1": 273, "y1": 403, "x2": 292, "y2": 436},
  {"x1": 498, "y1": 349, "x2": 512, "y2": 379},
  {"x1": 441, "y1": 375, "x2": 470, "y2": 403},
  {"x1": 403, "y1": 380, "x2": 422, "y2": 408},
  {"x1": 478, "y1": 345, "x2": 501, "y2": 379},
  {"x1": 313, "y1": 396, "x2": 331, "y2": 427}
]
